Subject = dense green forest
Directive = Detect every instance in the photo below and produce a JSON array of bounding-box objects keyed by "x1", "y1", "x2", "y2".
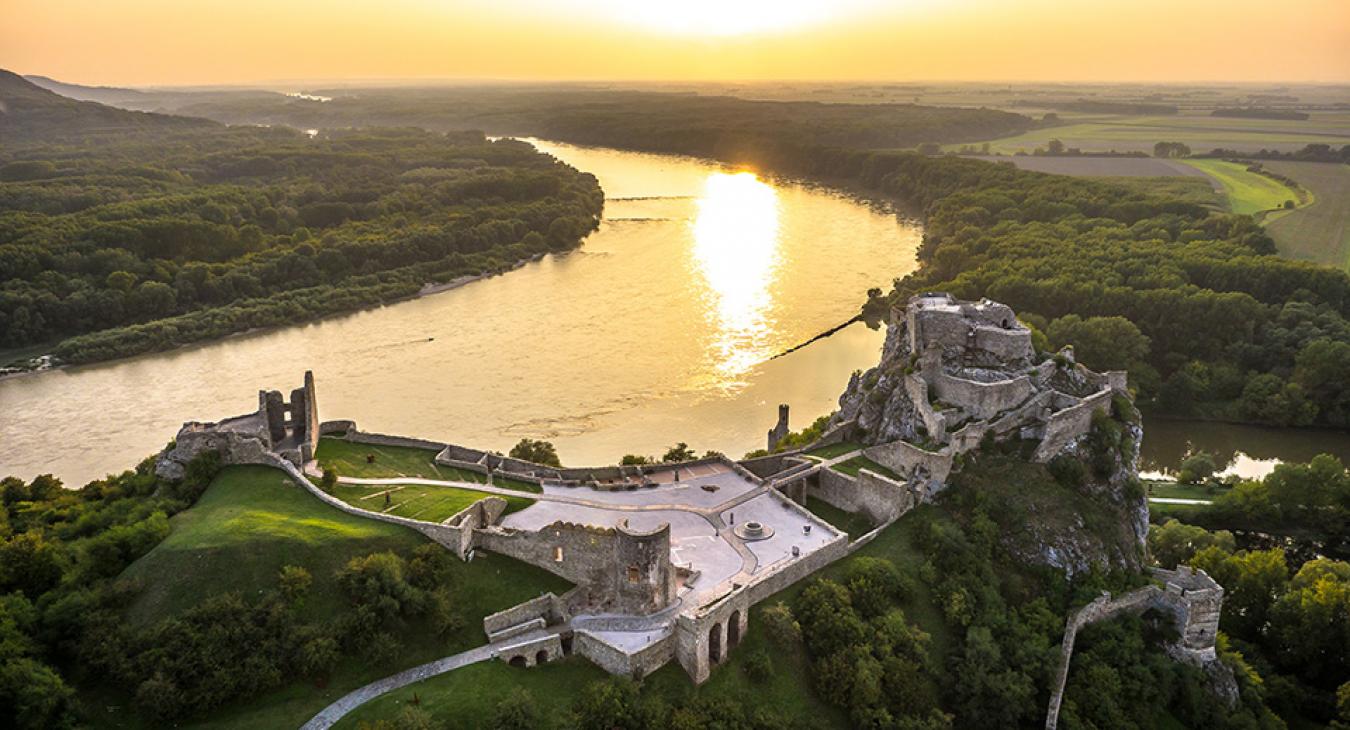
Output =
[{"x1": 0, "y1": 73, "x2": 603, "y2": 364}]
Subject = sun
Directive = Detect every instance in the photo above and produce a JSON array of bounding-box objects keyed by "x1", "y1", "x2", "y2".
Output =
[{"x1": 561, "y1": 0, "x2": 889, "y2": 37}]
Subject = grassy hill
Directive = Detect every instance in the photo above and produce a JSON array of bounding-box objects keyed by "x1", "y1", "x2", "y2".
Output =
[
  {"x1": 105, "y1": 465, "x2": 571, "y2": 729},
  {"x1": 0, "y1": 68, "x2": 214, "y2": 144}
]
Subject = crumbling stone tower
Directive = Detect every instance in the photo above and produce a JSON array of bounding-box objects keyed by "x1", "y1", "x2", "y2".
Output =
[
  {"x1": 259, "y1": 370, "x2": 319, "y2": 463},
  {"x1": 767, "y1": 404, "x2": 789, "y2": 451}
]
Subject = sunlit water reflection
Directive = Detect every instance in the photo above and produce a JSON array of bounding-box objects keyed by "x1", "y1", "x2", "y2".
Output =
[{"x1": 0, "y1": 140, "x2": 922, "y2": 484}]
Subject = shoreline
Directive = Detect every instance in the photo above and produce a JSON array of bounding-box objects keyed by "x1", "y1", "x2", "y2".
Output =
[{"x1": 0, "y1": 253, "x2": 546, "y2": 384}]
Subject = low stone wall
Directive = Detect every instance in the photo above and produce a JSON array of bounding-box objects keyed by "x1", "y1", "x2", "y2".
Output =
[
  {"x1": 484, "y1": 593, "x2": 569, "y2": 636},
  {"x1": 1033, "y1": 388, "x2": 1113, "y2": 462},
  {"x1": 575, "y1": 630, "x2": 673, "y2": 679},
  {"x1": 347, "y1": 430, "x2": 449, "y2": 453},
  {"x1": 318, "y1": 420, "x2": 356, "y2": 437},
  {"x1": 497, "y1": 633, "x2": 564, "y2": 668}
]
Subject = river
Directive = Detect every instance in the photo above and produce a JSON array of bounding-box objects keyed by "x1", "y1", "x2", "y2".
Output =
[{"x1": 0, "y1": 140, "x2": 922, "y2": 485}]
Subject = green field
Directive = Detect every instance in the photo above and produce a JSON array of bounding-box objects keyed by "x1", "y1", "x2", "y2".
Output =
[
  {"x1": 831, "y1": 454, "x2": 904, "y2": 481},
  {"x1": 1177, "y1": 159, "x2": 1302, "y2": 217},
  {"x1": 1263, "y1": 160, "x2": 1350, "y2": 271},
  {"x1": 1145, "y1": 480, "x2": 1223, "y2": 502},
  {"x1": 315, "y1": 437, "x2": 541, "y2": 493},
  {"x1": 331, "y1": 481, "x2": 534, "y2": 523},
  {"x1": 111, "y1": 465, "x2": 571, "y2": 730},
  {"x1": 956, "y1": 112, "x2": 1350, "y2": 156}
]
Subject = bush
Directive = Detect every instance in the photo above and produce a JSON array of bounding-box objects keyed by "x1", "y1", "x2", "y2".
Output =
[{"x1": 742, "y1": 648, "x2": 774, "y2": 683}]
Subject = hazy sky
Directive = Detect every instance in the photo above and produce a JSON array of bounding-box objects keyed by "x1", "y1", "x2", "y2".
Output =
[{"x1": 3, "y1": 0, "x2": 1347, "y2": 86}]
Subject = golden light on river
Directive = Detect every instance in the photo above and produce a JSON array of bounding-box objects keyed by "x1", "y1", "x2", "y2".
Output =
[{"x1": 691, "y1": 171, "x2": 781, "y2": 383}]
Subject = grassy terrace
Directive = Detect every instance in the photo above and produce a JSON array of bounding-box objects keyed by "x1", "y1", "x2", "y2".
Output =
[
  {"x1": 1145, "y1": 480, "x2": 1224, "y2": 502},
  {"x1": 805, "y1": 495, "x2": 876, "y2": 538},
  {"x1": 111, "y1": 466, "x2": 571, "y2": 730},
  {"x1": 315, "y1": 436, "x2": 542, "y2": 493},
  {"x1": 331, "y1": 482, "x2": 534, "y2": 523},
  {"x1": 830, "y1": 454, "x2": 904, "y2": 482},
  {"x1": 803, "y1": 440, "x2": 863, "y2": 460}
]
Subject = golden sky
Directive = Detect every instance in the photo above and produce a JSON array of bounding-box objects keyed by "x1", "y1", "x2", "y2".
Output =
[{"x1": 3, "y1": 0, "x2": 1348, "y2": 86}]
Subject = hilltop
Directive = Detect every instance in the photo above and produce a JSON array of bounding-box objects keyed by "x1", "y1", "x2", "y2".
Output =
[{"x1": 0, "y1": 69, "x2": 215, "y2": 144}]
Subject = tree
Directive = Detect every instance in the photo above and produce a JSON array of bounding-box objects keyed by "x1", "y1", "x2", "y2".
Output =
[
  {"x1": 1046, "y1": 315, "x2": 1151, "y2": 376},
  {"x1": 508, "y1": 438, "x2": 561, "y2": 467},
  {"x1": 491, "y1": 687, "x2": 543, "y2": 730},
  {"x1": 1191, "y1": 547, "x2": 1289, "y2": 637},
  {"x1": 1046, "y1": 139, "x2": 1066, "y2": 155},
  {"x1": 1240, "y1": 374, "x2": 1318, "y2": 427},
  {"x1": 1178, "y1": 452, "x2": 1218, "y2": 485},
  {"x1": 619, "y1": 454, "x2": 652, "y2": 465},
  {"x1": 319, "y1": 466, "x2": 337, "y2": 492},
  {"x1": 917, "y1": 142, "x2": 942, "y2": 155},
  {"x1": 662, "y1": 442, "x2": 696, "y2": 463},
  {"x1": 1147, "y1": 519, "x2": 1234, "y2": 568},
  {"x1": 1268, "y1": 558, "x2": 1350, "y2": 685}
]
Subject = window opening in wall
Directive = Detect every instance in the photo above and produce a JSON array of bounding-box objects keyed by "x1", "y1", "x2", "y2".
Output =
[
  {"x1": 554, "y1": 546, "x2": 563, "y2": 562},
  {"x1": 627, "y1": 565, "x2": 640, "y2": 583}
]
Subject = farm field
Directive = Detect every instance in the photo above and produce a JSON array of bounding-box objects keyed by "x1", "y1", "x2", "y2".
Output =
[
  {"x1": 956, "y1": 112, "x2": 1350, "y2": 155},
  {"x1": 961, "y1": 154, "x2": 1210, "y2": 178},
  {"x1": 1177, "y1": 159, "x2": 1303, "y2": 216},
  {"x1": 1263, "y1": 160, "x2": 1350, "y2": 270}
]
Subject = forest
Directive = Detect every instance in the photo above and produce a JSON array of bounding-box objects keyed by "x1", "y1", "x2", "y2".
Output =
[{"x1": 0, "y1": 73, "x2": 604, "y2": 365}]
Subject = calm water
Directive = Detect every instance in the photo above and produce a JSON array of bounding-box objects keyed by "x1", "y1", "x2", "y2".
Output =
[
  {"x1": 1140, "y1": 415, "x2": 1350, "y2": 480},
  {"x1": 0, "y1": 141, "x2": 922, "y2": 485}
]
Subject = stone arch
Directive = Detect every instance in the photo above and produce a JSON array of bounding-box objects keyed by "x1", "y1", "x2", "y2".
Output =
[
  {"x1": 728, "y1": 611, "x2": 742, "y2": 649},
  {"x1": 536, "y1": 649, "x2": 549, "y2": 665},
  {"x1": 561, "y1": 633, "x2": 574, "y2": 654},
  {"x1": 708, "y1": 622, "x2": 723, "y2": 665},
  {"x1": 508, "y1": 655, "x2": 527, "y2": 668}
]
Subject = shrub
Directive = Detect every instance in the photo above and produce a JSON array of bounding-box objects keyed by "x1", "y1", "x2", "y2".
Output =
[{"x1": 742, "y1": 648, "x2": 774, "y2": 683}]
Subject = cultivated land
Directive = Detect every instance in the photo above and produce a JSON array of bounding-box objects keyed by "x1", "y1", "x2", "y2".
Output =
[
  {"x1": 112, "y1": 466, "x2": 571, "y2": 730},
  {"x1": 961, "y1": 154, "x2": 1213, "y2": 178},
  {"x1": 958, "y1": 112, "x2": 1350, "y2": 155},
  {"x1": 1177, "y1": 159, "x2": 1304, "y2": 217},
  {"x1": 1263, "y1": 161, "x2": 1350, "y2": 270}
]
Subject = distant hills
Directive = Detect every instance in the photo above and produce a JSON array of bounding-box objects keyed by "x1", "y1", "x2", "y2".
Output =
[
  {"x1": 0, "y1": 69, "x2": 215, "y2": 144},
  {"x1": 23, "y1": 74, "x2": 148, "y2": 105}
]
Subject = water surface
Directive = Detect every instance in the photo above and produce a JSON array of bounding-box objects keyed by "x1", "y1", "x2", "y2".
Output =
[{"x1": 0, "y1": 141, "x2": 922, "y2": 484}]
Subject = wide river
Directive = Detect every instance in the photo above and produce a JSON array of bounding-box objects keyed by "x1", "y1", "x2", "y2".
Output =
[
  {"x1": 1, "y1": 141, "x2": 923, "y2": 485},
  {"x1": 5, "y1": 141, "x2": 1347, "y2": 486}
]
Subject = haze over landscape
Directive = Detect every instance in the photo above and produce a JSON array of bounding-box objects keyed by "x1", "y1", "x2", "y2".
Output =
[{"x1": 2, "y1": 2, "x2": 1349, "y2": 730}]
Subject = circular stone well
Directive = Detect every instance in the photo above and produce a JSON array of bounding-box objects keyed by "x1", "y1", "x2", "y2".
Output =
[{"x1": 733, "y1": 520, "x2": 775, "y2": 541}]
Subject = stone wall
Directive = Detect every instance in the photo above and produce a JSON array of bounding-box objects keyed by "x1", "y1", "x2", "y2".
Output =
[
  {"x1": 809, "y1": 468, "x2": 911, "y2": 526},
  {"x1": 972, "y1": 324, "x2": 1034, "y2": 361},
  {"x1": 674, "y1": 589, "x2": 752, "y2": 684},
  {"x1": 862, "y1": 440, "x2": 954, "y2": 487},
  {"x1": 930, "y1": 372, "x2": 1034, "y2": 419},
  {"x1": 905, "y1": 374, "x2": 947, "y2": 442},
  {"x1": 575, "y1": 630, "x2": 673, "y2": 679},
  {"x1": 496, "y1": 633, "x2": 564, "y2": 668},
  {"x1": 483, "y1": 593, "x2": 570, "y2": 637},
  {"x1": 1032, "y1": 388, "x2": 1114, "y2": 462},
  {"x1": 738, "y1": 451, "x2": 809, "y2": 479},
  {"x1": 347, "y1": 431, "x2": 449, "y2": 453}
]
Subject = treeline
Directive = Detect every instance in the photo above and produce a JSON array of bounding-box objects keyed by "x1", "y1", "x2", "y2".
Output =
[
  {"x1": 1013, "y1": 98, "x2": 1178, "y2": 115},
  {"x1": 1147, "y1": 455, "x2": 1350, "y2": 725},
  {"x1": 1211, "y1": 108, "x2": 1311, "y2": 121},
  {"x1": 0, "y1": 126, "x2": 603, "y2": 362},
  {"x1": 0, "y1": 455, "x2": 467, "y2": 727},
  {"x1": 1196, "y1": 142, "x2": 1350, "y2": 163}
]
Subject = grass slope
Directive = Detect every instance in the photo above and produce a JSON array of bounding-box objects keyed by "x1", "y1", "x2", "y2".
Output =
[
  {"x1": 1263, "y1": 160, "x2": 1350, "y2": 271},
  {"x1": 831, "y1": 454, "x2": 904, "y2": 481},
  {"x1": 1178, "y1": 159, "x2": 1302, "y2": 217},
  {"x1": 315, "y1": 437, "x2": 541, "y2": 493},
  {"x1": 805, "y1": 495, "x2": 876, "y2": 538},
  {"x1": 110, "y1": 465, "x2": 571, "y2": 729},
  {"x1": 330, "y1": 482, "x2": 534, "y2": 523}
]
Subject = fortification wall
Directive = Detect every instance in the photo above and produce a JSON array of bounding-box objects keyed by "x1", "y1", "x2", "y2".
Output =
[
  {"x1": 863, "y1": 441, "x2": 953, "y2": 487},
  {"x1": 810, "y1": 468, "x2": 909, "y2": 525},
  {"x1": 931, "y1": 372, "x2": 1034, "y2": 419},
  {"x1": 904, "y1": 374, "x2": 946, "y2": 441},
  {"x1": 972, "y1": 324, "x2": 1033, "y2": 361},
  {"x1": 576, "y1": 631, "x2": 673, "y2": 679},
  {"x1": 738, "y1": 450, "x2": 808, "y2": 479},
  {"x1": 318, "y1": 420, "x2": 356, "y2": 437},
  {"x1": 483, "y1": 593, "x2": 569, "y2": 636},
  {"x1": 346, "y1": 431, "x2": 449, "y2": 453},
  {"x1": 1033, "y1": 388, "x2": 1114, "y2": 462},
  {"x1": 497, "y1": 633, "x2": 563, "y2": 668}
]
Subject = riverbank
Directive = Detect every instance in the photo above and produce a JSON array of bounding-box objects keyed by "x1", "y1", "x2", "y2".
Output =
[{"x1": 0, "y1": 252, "x2": 548, "y2": 383}]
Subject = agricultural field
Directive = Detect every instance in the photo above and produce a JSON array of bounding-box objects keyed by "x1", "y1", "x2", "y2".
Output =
[
  {"x1": 961, "y1": 154, "x2": 1211, "y2": 177},
  {"x1": 1263, "y1": 160, "x2": 1350, "y2": 270},
  {"x1": 953, "y1": 112, "x2": 1350, "y2": 155},
  {"x1": 1176, "y1": 159, "x2": 1304, "y2": 217}
]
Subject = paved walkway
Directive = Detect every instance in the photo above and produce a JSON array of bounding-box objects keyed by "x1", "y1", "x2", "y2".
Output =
[
  {"x1": 301, "y1": 628, "x2": 559, "y2": 730},
  {"x1": 1148, "y1": 497, "x2": 1213, "y2": 505}
]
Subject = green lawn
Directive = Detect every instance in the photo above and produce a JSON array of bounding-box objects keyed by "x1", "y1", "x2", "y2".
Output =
[
  {"x1": 805, "y1": 495, "x2": 876, "y2": 538},
  {"x1": 333, "y1": 657, "x2": 610, "y2": 729},
  {"x1": 803, "y1": 440, "x2": 864, "y2": 460},
  {"x1": 831, "y1": 455, "x2": 904, "y2": 481},
  {"x1": 315, "y1": 437, "x2": 541, "y2": 493},
  {"x1": 1178, "y1": 159, "x2": 1303, "y2": 217},
  {"x1": 106, "y1": 465, "x2": 571, "y2": 730},
  {"x1": 331, "y1": 482, "x2": 534, "y2": 523},
  {"x1": 1145, "y1": 480, "x2": 1223, "y2": 502}
]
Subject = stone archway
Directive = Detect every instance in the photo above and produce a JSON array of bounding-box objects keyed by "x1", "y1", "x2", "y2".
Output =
[
  {"x1": 536, "y1": 649, "x2": 549, "y2": 665},
  {"x1": 508, "y1": 655, "x2": 526, "y2": 668},
  {"x1": 708, "y1": 623, "x2": 723, "y2": 665},
  {"x1": 728, "y1": 611, "x2": 741, "y2": 649}
]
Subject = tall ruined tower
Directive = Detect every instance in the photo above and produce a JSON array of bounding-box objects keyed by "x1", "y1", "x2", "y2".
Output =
[{"x1": 767, "y1": 403, "x2": 790, "y2": 451}]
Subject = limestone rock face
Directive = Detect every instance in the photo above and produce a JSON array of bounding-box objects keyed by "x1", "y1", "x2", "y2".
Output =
[{"x1": 830, "y1": 293, "x2": 1146, "y2": 575}]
